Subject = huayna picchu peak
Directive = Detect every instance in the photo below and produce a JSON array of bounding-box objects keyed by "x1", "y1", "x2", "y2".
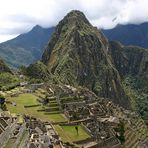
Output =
[{"x1": 41, "y1": 10, "x2": 130, "y2": 109}]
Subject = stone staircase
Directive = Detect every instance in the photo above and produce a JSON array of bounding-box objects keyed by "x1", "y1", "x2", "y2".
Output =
[
  {"x1": 123, "y1": 118, "x2": 147, "y2": 148},
  {"x1": 46, "y1": 96, "x2": 61, "y2": 114}
]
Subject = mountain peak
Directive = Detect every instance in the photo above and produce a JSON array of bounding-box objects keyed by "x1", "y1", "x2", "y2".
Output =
[
  {"x1": 41, "y1": 10, "x2": 130, "y2": 108},
  {"x1": 66, "y1": 10, "x2": 87, "y2": 19},
  {"x1": 31, "y1": 25, "x2": 43, "y2": 32},
  {"x1": 57, "y1": 10, "x2": 91, "y2": 29}
]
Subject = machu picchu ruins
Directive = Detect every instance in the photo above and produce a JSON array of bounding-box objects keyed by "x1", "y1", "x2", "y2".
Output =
[
  {"x1": 0, "y1": 83, "x2": 147, "y2": 148},
  {"x1": 0, "y1": 7, "x2": 148, "y2": 148}
]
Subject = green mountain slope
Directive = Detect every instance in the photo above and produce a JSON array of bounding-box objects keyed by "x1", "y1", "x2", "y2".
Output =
[
  {"x1": 0, "y1": 59, "x2": 20, "y2": 91},
  {"x1": 0, "y1": 59, "x2": 11, "y2": 73},
  {"x1": 109, "y1": 41, "x2": 148, "y2": 122},
  {"x1": 109, "y1": 41, "x2": 148, "y2": 93},
  {"x1": 0, "y1": 25, "x2": 54, "y2": 69},
  {"x1": 41, "y1": 10, "x2": 130, "y2": 109}
]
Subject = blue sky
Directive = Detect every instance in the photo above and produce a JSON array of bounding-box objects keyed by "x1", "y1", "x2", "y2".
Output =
[{"x1": 0, "y1": 0, "x2": 148, "y2": 42}]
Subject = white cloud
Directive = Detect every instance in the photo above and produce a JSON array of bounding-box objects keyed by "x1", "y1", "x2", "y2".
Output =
[
  {"x1": 0, "y1": 0, "x2": 148, "y2": 42},
  {"x1": 0, "y1": 35, "x2": 18, "y2": 43}
]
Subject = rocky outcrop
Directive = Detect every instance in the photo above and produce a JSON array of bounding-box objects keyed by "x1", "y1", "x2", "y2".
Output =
[
  {"x1": 109, "y1": 41, "x2": 148, "y2": 92},
  {"x1": 42, "y1": 10, "x2": 130, "y2": 109}
]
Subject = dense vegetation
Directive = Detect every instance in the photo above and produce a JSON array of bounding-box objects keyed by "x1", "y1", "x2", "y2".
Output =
[
  {"x1": 109, "y1": 41, "x2": 148, "y2": 123},
  {"x1": 23, "y1": 61, "x2": 51, "y2": 82},
  {"x1": 123, "y1": 76, "x2": 148, "y2": 124},
  {"x1": 0, "y1": 95, "x2": 7, "y2": 110},
  {"x1": 0, "y1": 59, "x2": 11, "y2": 72},
  {"x1": 0, "y1": 72, "x2": 20, "y2": 91},
  {"x1": 114, "y1": 122, "x2": 125, "y2": 143}
]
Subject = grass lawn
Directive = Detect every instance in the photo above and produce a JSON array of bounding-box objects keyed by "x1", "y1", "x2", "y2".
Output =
[
  {"x1": 6, "y1": 93, "x2": 67, "y2": 122},
  {"x1": 17, "y1": 115, "x2": 24, "y2": 124},
  {"x1": 54, "y1": 125, "x2": 90, "y2": 143},
  {"x1": 26, "y1": 106, "x2": 66, "y2": 122},
  {"x1": 7, "y1": 93, "x2": 38, "y2": 113}
]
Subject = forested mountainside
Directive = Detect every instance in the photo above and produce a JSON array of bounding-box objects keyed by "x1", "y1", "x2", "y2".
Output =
[
  {"x1": 0, "y1": 25, "x2": 54, "y2": 68},
  {"x1": 102, "y1": 22, "x2": 148, "y2": 49}
]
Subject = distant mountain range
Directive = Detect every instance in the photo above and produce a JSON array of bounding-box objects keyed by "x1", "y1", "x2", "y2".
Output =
[
  {"x1": 0, "y1": 22, "x2": 148, "y2": 69},
  {"x1": 24, "y1": 10, "x2": 147, "y2": 121},
  {"x1": 102, "y1": 22, "x2": 148, "y2": 49},
  {"x1": 0, "y1": 25, "x2": 54, "y2": 69},
  {"x1": 25, "y1": 10, "x2": 148, "y2": 112}
]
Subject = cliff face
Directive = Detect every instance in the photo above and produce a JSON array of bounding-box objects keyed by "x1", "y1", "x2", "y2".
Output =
[
  {"x1": 42, "y1": 10, "x2": 130, "y2": 108},
  {"x1": 109, "y1": 41, "x2": 148, "y2": 121},
  {"x1": 109, "y1": 41, "x2": 148, "y2": 93}
]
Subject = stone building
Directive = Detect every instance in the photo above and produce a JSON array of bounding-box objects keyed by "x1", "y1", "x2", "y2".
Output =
[{"x1": 0, "y1": 113, "x2": 17, "y2": 147}]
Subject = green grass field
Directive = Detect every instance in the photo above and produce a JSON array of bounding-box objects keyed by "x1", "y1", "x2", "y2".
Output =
[
  {"x1": 54, "y1": 125, "x2": 90, "y2": 143},
  {"x1": 6, "y1": 93, "x2": 67, "y2": 122}
]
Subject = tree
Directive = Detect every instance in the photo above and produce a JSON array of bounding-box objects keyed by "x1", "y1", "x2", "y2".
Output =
[
  {"x1": 75, "y1": 126, "x2": 79, "y2": 135},
  {"x1": 0, "y1": 96, "x2": 7, "y2": 110},
  {"x1": 0, "y1": 95, "x2": 5, "y2": 106}
]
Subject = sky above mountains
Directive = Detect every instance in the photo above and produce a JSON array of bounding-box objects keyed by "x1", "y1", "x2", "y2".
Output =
[{"x1": 0, "y1": 0, "x2": 148, "y2": 43}]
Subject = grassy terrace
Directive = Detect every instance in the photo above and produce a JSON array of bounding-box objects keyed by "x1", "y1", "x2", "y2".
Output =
[
  {"x1": 60, "y1": 96, "x2": 84, "y2": 104},
  {"x1": 35, "y1": 88, "x2": 46, "y2": 98},
  {"x1": 54, "y1": 125, "x2": 90, "y2": 143},
  {"x1": 6, "y1": 93, "x2": 67, "y2": 122}
]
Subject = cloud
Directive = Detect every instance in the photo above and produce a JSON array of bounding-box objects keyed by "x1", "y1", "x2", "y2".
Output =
[{"x1": 0, "y1": 0, "x2": 148, "y2": 42}]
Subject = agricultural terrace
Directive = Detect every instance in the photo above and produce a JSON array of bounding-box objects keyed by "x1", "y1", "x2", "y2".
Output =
[{"x1": 6, "y1": 93, "x2": 67, "y2": 122}]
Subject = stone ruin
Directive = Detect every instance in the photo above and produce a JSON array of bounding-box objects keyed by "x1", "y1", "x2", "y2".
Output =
[
  {"x1": 0, "y1": 112, "x2": 17, "y2": 147},
  {"x1": 25, "y1": 116, "x2": 63, "y2": 148},
  {"x1": 82, "y1": 118, "x2": 121, "y2": 148}
]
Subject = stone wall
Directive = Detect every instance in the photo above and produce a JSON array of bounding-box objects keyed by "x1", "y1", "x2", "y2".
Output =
[
  {"x1": 0, "y1": 121, "x2": 17, "y2": 148},
  {"x1": 12, "y1": 123, "x2": 26, "y2": 148}
]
